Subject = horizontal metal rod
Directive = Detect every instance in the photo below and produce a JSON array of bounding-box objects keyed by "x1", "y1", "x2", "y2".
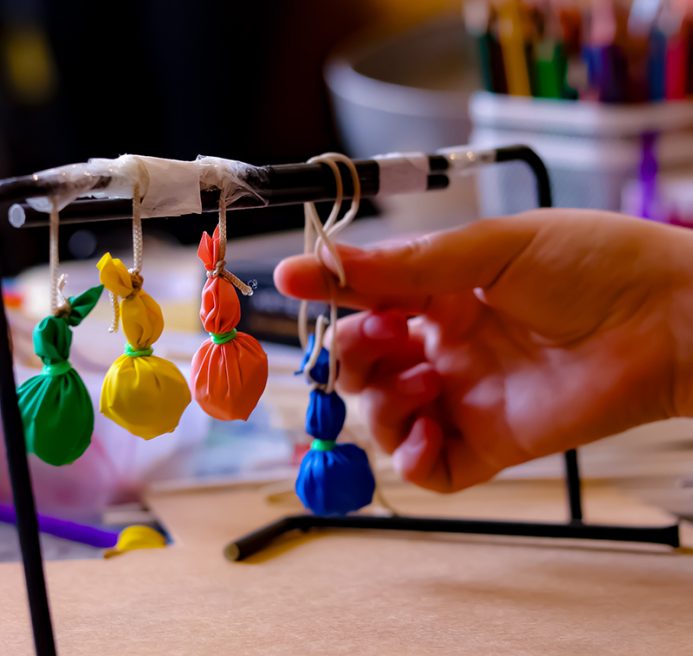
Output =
[
  {"x1": 9, "y1": 173, "x2": 450, "y2": 228},
  {"x1": 7, "y1": 155, "x2": 449, "y2": 228},
  {"x1": 5, "y1": 145, "x2": 552, "y2": 228},
  {"x1": 224, "y1": 514, "x2": 681, "y2": 561}
]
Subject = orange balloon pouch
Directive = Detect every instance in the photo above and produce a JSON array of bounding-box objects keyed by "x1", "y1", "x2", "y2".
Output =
[{"x1": 190, "y1": 227, "x2": 268, "y2": 421}]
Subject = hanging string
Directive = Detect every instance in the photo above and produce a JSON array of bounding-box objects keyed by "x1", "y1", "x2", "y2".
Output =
[
  {"x1": 109, "y1": 183, "x2": 144, "y2": 333},
  {"x1": 298, "y1": 153, "x2": 361, "y2": 395},
  {"x1": 48, "y1": 199, "x2": 72, "y2": 318},
  {"x1": 131, "y1": 182, "x2": 143, "y2": 275},
  {"x1": 297, "y1": 154, "x2": 397, "y2": 512},
  {"x1": 207, "y1": 192, "x2": 253, "y2": 296},
  {"x1": 55, "y1": 274, "x2": 70, "y2": 314},
  {"x1": 325, "y1": 299, "x2": 339, "y2": 394},
  {"x1": 48, "y1": 200, "x2": 59, "y2": 316},
  {"x1": 362, "y1": 436, "x2": 398, "y2": 516},
  {"x1": 217, "y1": 196, "x2": 227, "y2": 266},
  {"x1": 302, "y1": 314, "x2": 329, "y2": 388},
  {"x1": 298, "y1": 158, "x2": 347, "y2": 351},
  {"x1": 108, "y1": 292, "x2": 120, "y2": 334},
  {"x1": 299, "y1": 294, "x2": 339, "y2": 392}
]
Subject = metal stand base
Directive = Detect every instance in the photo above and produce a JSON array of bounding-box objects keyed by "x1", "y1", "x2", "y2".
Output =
[
  {"x1": 223, "y1": 449, "x2": 681, "y2": 561},
  {"x1": 224, "y1": 513, "x2": 680, "y2": 562}
]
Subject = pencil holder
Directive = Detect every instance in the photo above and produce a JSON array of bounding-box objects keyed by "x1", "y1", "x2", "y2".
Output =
[{"x1": 469, "y1": 91, "x2": 693, "y2": 216}]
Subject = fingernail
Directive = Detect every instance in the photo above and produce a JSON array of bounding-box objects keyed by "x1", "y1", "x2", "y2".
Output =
[
  {"x1": 363, "y1": 313, "x2": 404, "y2": 341},
  {"x1": 392, "y1": 430, "x2": 426, "y2": 473}
]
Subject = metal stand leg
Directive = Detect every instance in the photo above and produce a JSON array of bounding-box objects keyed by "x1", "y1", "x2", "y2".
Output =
[
  {"x1": 564, "y1": 449, "x2": 583, "y2": 522},
  {"x1": 0, "y1": 279, "x2": 56, "y2": 655}
]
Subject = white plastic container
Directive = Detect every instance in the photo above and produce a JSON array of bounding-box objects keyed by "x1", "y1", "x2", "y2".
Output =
[
  {"x1": 469, "y1": 91, "x2": 693, "y2": 215},
  {"x1": 325, "y1": 18, "x2": 482, "y2": 231}
]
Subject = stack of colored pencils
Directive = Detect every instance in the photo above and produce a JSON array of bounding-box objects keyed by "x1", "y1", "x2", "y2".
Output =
[{"x1": 464, "y1": 0, "x2": 693, "y2": 103}]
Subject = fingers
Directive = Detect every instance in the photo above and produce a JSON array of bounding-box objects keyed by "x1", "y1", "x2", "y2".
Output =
[
  {"x1": 275, "y1": 248, "x2": 432, "y2": 313},
  {"x1": 274, "y1": 217, "x2": 540, "y2": 309},
  {"x1": 359, "y1": 363, "x2": 443, "y2": 455},
  {"x1": 332, "y1": 310, "x2": 424, "y2": 394},
  {"x1": 391, "y1": 417, "x2": 499, "y2": 493},
  {"x1": 335, "y1": 313, "x2": 501, "y2": 493},
  {"x1": 391, "y1": 416, "x2": 444, "y2": 485}
]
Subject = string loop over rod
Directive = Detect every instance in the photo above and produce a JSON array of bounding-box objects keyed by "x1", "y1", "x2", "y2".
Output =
[{"x1": 299, "y1": 153, "x2": 361, "y2": 394}]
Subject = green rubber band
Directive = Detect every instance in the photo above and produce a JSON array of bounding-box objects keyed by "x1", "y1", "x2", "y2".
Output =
[
  {"x1": 210, "y1": 329, "x2": 237, "y2": 345},
  {"x1": 41, "y1": 361, "x2": 72, "y2": 377},
  {"x1": 124, "y1": 344, "x2": 154, "y2": 358},
  {"x1": 311, "y1": 439, "x2": 336, "y2": 452}
]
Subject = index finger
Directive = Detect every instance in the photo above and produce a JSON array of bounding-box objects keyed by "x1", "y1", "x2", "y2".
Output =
[{"x1": 273, "y1": 215, "x2": 540, "y2": 310}]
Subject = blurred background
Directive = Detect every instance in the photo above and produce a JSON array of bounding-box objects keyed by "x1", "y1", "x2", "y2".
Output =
[
  {"x1": 5, "y1": 1, "x2": 693, "y2": 272},
  {"x1": 0, "y1": 0, "x2": 465, "y2": 275}
]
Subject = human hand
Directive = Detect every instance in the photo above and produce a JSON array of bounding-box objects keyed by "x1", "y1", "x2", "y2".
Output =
[{"x1": 274, "y1": 210, "x2": 693, "y2": 492}]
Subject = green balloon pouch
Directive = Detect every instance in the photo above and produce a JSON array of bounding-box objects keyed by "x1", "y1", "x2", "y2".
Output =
[{"x1": 16, "y1": 285, "x2": 103, "y2": 466}]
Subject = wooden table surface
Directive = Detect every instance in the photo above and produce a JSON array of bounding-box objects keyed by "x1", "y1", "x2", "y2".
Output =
[{"x1": 1, "y1": 474, "x2": 692, "y2": 656}]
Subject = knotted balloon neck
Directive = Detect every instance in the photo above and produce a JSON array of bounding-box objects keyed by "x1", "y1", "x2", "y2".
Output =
[
  {"x1": 204, "y1": 194, "x2": 253, "y2": 297},
  {"x1": 54, "y1": 303, "x2": 72, "y2": 319},
  {"x1": 209, "y1": 329, "x2": 237, "y2": 345},
  {"x1": 41, "y1": 361, "x2": 72, "y2": 377},
  {"x1": 311, "y1": 439, "x2": 336, "y2": 452},
  {"x1": 127, "y1": 271, "x2": 144, "y2": 297},
  {"x1": 206, "y1": 262, "x2": 254, "y2": 297},
  {"x1": 109, "y1": 270, "x2": 143, "y2": 334},
  {"x1": 124, "y1": 343, "x2": 153, "y2": 358}
]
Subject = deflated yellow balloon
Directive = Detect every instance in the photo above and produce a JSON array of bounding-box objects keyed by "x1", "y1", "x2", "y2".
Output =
[
  {"x1": 103, "y1": 525, "x2": 167, "y2": 559},
  {"x1": 97, "y1": 253, "x2": 191, "y2": 440}
]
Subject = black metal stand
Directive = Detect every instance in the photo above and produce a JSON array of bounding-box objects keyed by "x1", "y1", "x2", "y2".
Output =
[
  {"x1": 0, "y1": 275, "x2": 56, "y2": 655},
  {"x1": 224, "y1": 436, "x2": 680, "y2": 561},
  {"x1": 223, "y1": 447, "x2": 680, "y2": 561},
  {"x1": 0, "y1": 145, "x2": 680, "y2": 651},
  {"x1": 224, "y1": 512, "x2": 681, "y2": 562}
]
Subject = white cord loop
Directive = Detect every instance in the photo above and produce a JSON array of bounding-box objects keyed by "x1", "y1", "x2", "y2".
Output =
[{"x1": 299, "y1": 153, "x2": 361, "y2": 394}]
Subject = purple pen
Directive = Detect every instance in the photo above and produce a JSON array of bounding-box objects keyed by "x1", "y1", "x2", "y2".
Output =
[
  {"x1": 0, "y1": 503, "x2": 119, "y2": 549},
  {"x1": 597, "y1": 44, "x2": 628, "y2": 103},
  {"x1": 639, "y1": 132, "x2": 659, "y2": 221}
]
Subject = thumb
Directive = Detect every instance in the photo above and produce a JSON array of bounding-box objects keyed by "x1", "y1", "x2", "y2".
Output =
[{"x1": 274, "y1": 216, "x2": 540, "y2": 308}]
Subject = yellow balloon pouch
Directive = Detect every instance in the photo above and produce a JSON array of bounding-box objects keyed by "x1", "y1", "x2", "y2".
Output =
[{"x1": 97, "y1": 253, "x2": 191, "y2": 439}]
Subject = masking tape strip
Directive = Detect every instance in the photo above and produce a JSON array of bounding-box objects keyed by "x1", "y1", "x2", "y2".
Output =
[
  {"x1": 437, "y1": 146, "x2": 497, "y2": 174},
  {"x1": 131, "y1": 155, "x2": 202, "y2": 218},
  {"x1": 373, "y1": 152, "x2": 430, "y2": 196}
]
